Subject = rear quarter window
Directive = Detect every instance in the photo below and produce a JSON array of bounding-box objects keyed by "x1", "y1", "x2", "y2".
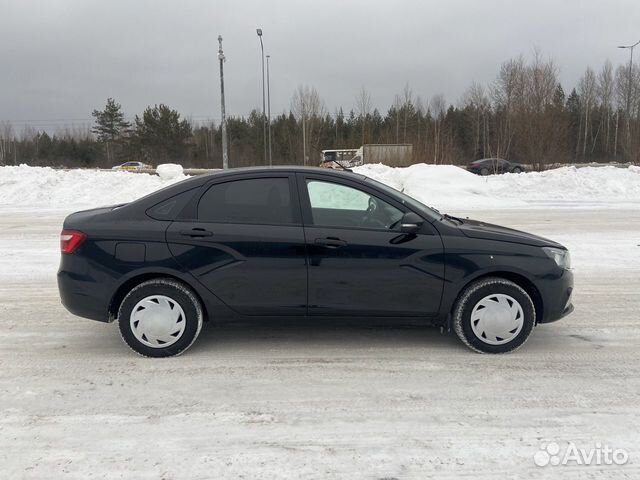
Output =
[{"x1": 146, "y1": 188, "x2": 198, "y2": 220}]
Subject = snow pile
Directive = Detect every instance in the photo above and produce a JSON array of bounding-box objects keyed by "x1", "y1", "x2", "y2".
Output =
[
  {"x1": 0, "y1": 164, "x2": 187, "y2": 209},
  {"x1": 156, "y1": 163, "x2": 184, "y2": 180},
  {"x1": 355, "y1": 163, "x2": 640, "y2": 209},
  {"x1": 0, "y1": 163, "x2": 639, "y2": 212}
]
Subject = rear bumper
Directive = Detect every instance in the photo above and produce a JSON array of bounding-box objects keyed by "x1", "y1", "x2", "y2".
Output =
[
  {"x1": 537, "y1": 269, "x2": 574, "y2": 324},
  {"x1": 58, "y1": 262, "x2": 111, "y2": 323}
]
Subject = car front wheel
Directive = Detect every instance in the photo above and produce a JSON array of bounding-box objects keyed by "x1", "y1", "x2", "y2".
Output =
[
  {"x1": 453, "y1": 277, "x2": 535, "y2": 353},
  {"x1": 118, "y1": 278, "x2": 203, "y2": 357}
]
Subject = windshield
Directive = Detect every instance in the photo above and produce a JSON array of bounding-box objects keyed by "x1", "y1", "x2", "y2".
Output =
[{"x1": 364, "y1": 177, "x2": 441, "y2": 221}]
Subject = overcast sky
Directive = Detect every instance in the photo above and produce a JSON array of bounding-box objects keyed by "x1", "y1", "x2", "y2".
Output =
[{"x1": 2, "y1": 0, "x2": 639, "y2": 131}]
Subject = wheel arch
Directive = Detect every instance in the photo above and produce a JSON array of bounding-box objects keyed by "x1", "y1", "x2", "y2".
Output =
[
  {"x1": 449, "y1": 271, "x2": 544, "y2": 327},
  {"x1": 108, "y1": 272, "x2": 210, "y2": 323}
]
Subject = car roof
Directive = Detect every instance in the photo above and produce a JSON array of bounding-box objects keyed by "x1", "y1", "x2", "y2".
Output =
[
  {"x1": 199, "y1": 165, "x2": 366, "y2": 180},
  {"x1": 125, "y1": 165, "x2": 367, "y2": 212}
]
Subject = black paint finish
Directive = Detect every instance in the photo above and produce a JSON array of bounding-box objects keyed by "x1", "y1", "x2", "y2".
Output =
[{"x1": 58, "y1": 166, "x2": 573, "y2": 329}]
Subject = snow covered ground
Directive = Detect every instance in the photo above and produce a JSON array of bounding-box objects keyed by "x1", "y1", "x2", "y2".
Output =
[{"x1": 0, "y1": 164, "x2": 639, "y2": 478}]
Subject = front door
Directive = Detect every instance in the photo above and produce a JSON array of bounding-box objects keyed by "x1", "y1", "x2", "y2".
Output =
[
  {"x1": 298, "y1": 174, "x2": 445, "y2": 317},
  {"x1": 167, "y1": 175, "x2": 307, "y2": 316}
]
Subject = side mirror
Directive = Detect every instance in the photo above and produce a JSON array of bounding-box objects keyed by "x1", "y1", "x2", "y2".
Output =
[{"x1": 400, "y1": 212, "x2": 424, "y2": 233}]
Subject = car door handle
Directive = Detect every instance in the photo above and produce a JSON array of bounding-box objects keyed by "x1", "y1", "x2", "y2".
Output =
[
  {"x1": 179, "y1": 228, "x2": 213, "y2": 238},
  {"x1": 315, "y1": 237, "x2": 347, "y2": 248}
]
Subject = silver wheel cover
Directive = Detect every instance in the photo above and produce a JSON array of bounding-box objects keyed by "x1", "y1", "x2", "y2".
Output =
[
  {"x1": 470, "y1": 294, "x2": 524, "y2": 345},
  {"x1": 130, "y1": 295, "x2": 186, "y2": 348}
]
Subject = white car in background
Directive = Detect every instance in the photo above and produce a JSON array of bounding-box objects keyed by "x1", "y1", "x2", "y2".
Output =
[{"x1": 111, "y1": 161, "x2": 152, "y2": 172}]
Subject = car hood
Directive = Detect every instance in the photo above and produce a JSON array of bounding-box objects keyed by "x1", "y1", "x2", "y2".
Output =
[{"x1": 458, "y1": 218, "x2": 564, "y2": 248}]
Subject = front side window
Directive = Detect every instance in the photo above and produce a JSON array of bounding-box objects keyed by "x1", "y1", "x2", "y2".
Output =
[
  {"x1": 198, "y1": 178, "x2": 293, "y2": 224},
  {"x1": 306, "y1": 180, "x2": 403, "y2": 230}
]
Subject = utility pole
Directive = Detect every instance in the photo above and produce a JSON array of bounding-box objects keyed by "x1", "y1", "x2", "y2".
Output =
[
  {"x1": 618, "y1": 40, "x2": 640, "y2": 148},
  {"x1": 218, "y1": 35, "x2": 229, "y2": 169},
  {"x1": 302, "y1": 99, "x2": 306, "y2": 165},
  {"x1": 266, "y1": 54, "x2": 272, "y2": 166},
  {"x1": 256, "y1": 29, "x2": 267, "y2": 165}
]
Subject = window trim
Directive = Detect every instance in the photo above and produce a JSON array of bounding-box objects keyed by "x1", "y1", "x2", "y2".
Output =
[
  {"x1": 296, "y1": 173, "x2": 413, "y2": 233},
  {"x1": 184, "y1": 173, "x2": 302, "y2": 226}
]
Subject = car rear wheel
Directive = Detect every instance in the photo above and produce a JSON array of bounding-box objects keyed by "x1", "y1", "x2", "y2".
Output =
[
  {"x1": 118, "y1": 278, "x2": 203, "y2": 357},
  {"x1": 480, "y1": 167, "x2": 490, "y2": 176},
  {"x1": 453, "y1": 277, "x2": 535, "y2": 353},
  {"x1": 512, "y1": 167, "x2": 522, "y2": 173}
]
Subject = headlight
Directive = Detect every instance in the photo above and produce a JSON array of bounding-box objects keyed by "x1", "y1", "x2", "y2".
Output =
[{"x1": 542, "y1": 247, "x2": 571, "y2": 269}]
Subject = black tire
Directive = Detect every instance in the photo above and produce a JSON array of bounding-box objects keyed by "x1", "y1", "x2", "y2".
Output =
[
  {"x1": 512, "y1": 167, "x2": 522, "y2": 174},
  {"x1": 117, "y1": 278, "x2": 203, "y2": 357},
  {"x1": 480, "y1": 167, "x2": 490, "y2": 176},
  {"x1": 453, "y1": 277, "x2": 535, "y2": 354}
]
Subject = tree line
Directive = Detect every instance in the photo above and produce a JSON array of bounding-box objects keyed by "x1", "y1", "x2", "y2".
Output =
[{"x1": 1, "y1": 52, "x2": 639, "y2": 169}]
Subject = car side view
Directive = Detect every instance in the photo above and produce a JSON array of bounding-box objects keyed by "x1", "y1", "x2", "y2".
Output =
[
  {"x1": 467, "y1": 158, "x2": 526, "y2": 175},
  {"x1": 111, "y1": 161, "x2": 152, "y2": 172},
  {"x1": 58, "y1": 167, "x2": 574, "y2": 357}
]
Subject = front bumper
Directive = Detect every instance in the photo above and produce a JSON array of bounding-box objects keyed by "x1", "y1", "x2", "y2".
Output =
[{"x1": 536, "y1": 268, "x2": 574, "y2": 324}]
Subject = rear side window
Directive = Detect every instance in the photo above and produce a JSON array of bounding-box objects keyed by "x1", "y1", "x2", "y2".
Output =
[{"x1": 198, "y1": 178, "x2": 294, "y2": 224}]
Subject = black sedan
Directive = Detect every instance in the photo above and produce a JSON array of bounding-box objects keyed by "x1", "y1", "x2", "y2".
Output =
[
  {"x1": 58, "y1": 166, "x2": 573, "y2": 357},
  {"x1": 467, "y1": 158, "x2": 526, "y2": 175}
]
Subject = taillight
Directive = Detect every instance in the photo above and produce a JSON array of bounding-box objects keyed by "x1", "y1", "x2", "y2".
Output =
[{"x1": 60, "y1": 230, "x2": 87, "y2": 254}]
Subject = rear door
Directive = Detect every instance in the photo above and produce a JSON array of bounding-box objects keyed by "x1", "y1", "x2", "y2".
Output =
[
  {"x1": 166, "y1": 174, "x2": 307, "y2": 316},
  {"x1": 297, "y1": 173, "x2": 444, "y2": 317}
]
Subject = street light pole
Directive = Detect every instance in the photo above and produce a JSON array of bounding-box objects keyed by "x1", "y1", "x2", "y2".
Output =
[
  {"x1": 256, "y1": 29, "x2": 267, "y2": 165},
  {"x1": 266, "y1": 54, "x2": 272, "y2": 166},
  {"x1": 618, "y1": 40, "x2": 640, "y2": 145},
  {"x1": 302, "y1": 99, "x2": 306, "y2": 165},
  {"x1": 218, "y1": 35, "x2": 229, "y2": 170}
]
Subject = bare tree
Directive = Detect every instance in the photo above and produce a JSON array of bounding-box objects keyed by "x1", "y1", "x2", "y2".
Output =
[
  {"x1": 0, "y1": 121, "x2": 15, "y2": 165},
  {"x1": 463, "y1": 81, "x2": 490, "y2": 158},
  {"x1": 505, "y1": 51, "x2": 565, "y2": 168},
  {"x1": 392, "y1": 94, "x2": 402, "y2": 143},
  {"x1": 430, "y1": 94, "x2": 446, "y2": 164},
  {"x1": 402, "y1": 83, "x2": 413, "y2": 143},
  {"x1": 597, "y1": 61, "x2": 614, "y2": 156},
  {"x1": 355, "y1": 86, "x2": 372, "y2": 145},
  {"x1": 491, "y1": 56, "x2": 525, "y2": 160},
  {"x1": 415, "y1": 96, "x2": 425, "y2": 161},
  {"x1": 291, "y1": 85, "x2": 327, "y2": 165},
  {"x1": 578, "y1": 67, "x2": 597, "y2": 157},
  {"x1": 615, "y1": 63, "x2": 640, "y2": 161}
]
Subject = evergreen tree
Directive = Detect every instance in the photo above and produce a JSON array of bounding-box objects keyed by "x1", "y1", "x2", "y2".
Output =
[
  {"x1": 566, "y1": 88, "x2": 582, "y2": 159},
  {"x1": 553, "y1": 84, "x2": 566, "y2": 110},
  {"x1": 133, "y1": 104, "x2": 192, "y2": 165},
  {"x1": 91, "y1": 98, "x2": 130, "y2": 164}
]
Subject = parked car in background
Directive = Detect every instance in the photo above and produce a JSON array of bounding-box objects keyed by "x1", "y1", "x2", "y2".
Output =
[
  {"x1": 58, "y1": 166, "x2": 573, "y2": 357},
  {"x1": 112, "y1": 161, "x2": 152, "y2": 172},
  {"x1": 467, "y1": 158, "x2": 526, "y2": 176}
]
